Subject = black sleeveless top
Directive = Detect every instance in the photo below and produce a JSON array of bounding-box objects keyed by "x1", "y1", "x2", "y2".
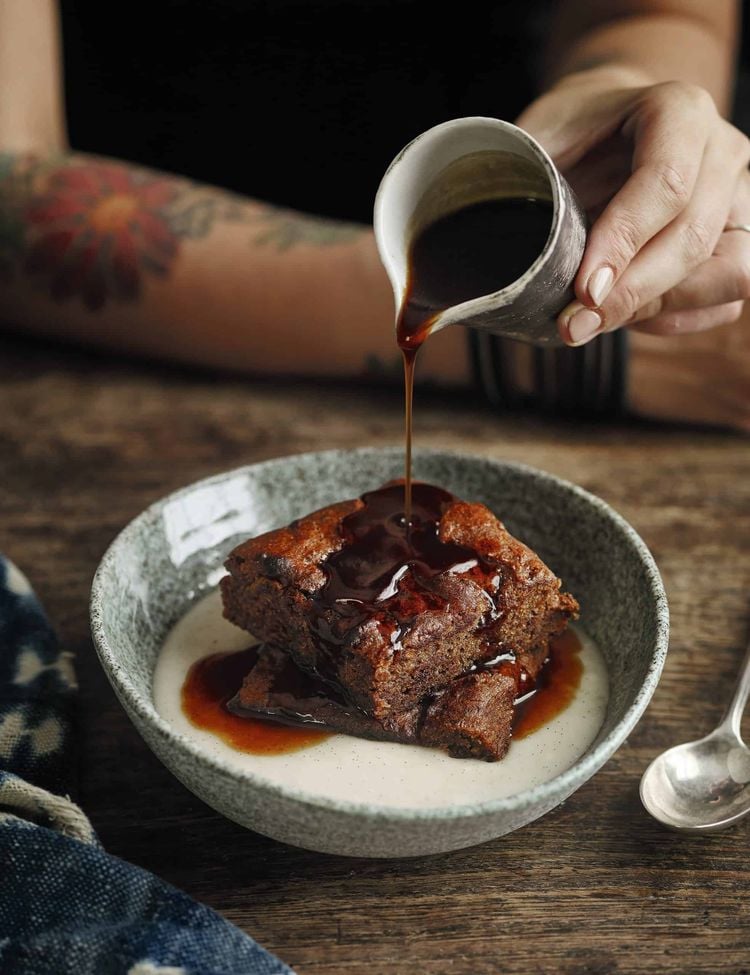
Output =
[
  {"x1": 60, "y1": 0, "x2": 544, "y2": 222},
  {"x1": 59, "y1": 0, "x2": 627, "y2": 416}
]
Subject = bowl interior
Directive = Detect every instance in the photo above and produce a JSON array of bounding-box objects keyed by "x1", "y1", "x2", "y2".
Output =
[{"x1": 92, "y1": 447, "x2": 667, "y2": 811}]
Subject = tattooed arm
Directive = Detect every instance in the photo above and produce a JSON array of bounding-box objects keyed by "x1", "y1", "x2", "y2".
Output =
[
  {"x1": 0, "y1": 152, "x2": 473, "y2": 382},
  {"x1": 0, "y1": 2, "x2": 468, "y2": 384}
]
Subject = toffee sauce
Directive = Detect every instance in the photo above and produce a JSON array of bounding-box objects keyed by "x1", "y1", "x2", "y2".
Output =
[
  {"x1": 181, "y1": 646, "x2": 330, "y2": 755},
  {"x1": 305, "y1": 481, "x2": 502, "y2": 678},
  {"x1": 396, "y1": 197, "x2": 554, "y2": 520},
  {"x1": 181, "y1": 629, "x2": 583, "y2": 756},
  {"x1": 514, "y1": 627, "x2": 583, "y2": 740}
]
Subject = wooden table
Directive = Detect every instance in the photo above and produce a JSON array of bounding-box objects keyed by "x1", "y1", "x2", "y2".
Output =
[{"x1": 2, "y1": 331, "x2": 749, "y2": 975}]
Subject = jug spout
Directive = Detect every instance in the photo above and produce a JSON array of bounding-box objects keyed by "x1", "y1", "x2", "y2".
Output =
[{"x1": 373, "y1": 117, "x2": 587, "y2": 347}]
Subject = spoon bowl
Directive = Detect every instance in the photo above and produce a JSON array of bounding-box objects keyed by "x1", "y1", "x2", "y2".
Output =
[
  {"x1": 640, "y1": 640, "x2": 750, "y2": 833},
  {"x1": 640, "y1": 730, "x2": 750, "y2": 833}
]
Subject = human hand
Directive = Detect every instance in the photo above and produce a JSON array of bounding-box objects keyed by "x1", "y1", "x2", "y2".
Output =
[{"x1": 517, "y1": 67, "x2": 750, "y2": 347}]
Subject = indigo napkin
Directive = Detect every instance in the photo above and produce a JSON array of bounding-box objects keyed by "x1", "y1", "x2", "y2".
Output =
[{"x1": 0, "y1": 555, "x2": 294, "y2": 975}]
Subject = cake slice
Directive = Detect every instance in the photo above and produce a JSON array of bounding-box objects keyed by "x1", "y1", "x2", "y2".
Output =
[
  {"x1": 229, "y1": 640, "x2": 549, "y2": 761},
  {"x1": 220, "y1": 482, "x2": 578, "y2": 724}
]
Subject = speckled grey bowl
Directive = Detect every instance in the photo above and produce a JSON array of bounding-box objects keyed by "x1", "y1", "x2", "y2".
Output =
[{"x1": 90, "y1": 448, "x2": 668, "y2": 857}]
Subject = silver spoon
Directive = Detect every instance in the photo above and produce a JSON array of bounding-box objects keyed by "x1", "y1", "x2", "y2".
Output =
[{"x1": 640, "y1": 639, "x2": 750, "y2": 833}]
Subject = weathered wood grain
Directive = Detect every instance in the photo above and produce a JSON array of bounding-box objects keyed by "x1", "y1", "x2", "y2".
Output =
[{"x1": 2, "y1": 332, "x2": 750, "y2": 975}]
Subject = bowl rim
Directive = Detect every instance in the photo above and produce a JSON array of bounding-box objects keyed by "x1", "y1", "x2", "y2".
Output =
[{"x1": 90, "y1": 446, "x2": 669, "y2": 823}]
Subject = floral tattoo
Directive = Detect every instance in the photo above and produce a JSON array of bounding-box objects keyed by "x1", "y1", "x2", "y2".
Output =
[
  {"x1": 24, "y1": 163, "x2": 178, "y2": 310},
  {"x1": 0, "y1": 154, "x2": 364, "y2": 311}
]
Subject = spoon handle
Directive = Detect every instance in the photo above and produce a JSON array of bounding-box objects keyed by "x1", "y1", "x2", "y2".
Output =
[{"x1": 719, "y1": 638, "x2": 750, "y2": 739}]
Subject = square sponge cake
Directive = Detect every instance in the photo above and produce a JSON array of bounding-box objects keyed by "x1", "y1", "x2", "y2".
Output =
[{"x1": 220, "y1": 482, "x2": 578, "y2": 725}]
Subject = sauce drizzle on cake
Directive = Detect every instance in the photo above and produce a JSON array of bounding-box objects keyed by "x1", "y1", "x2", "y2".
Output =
[{"x1": 308, "y1": 481, "x2": 503, "y2": 672}]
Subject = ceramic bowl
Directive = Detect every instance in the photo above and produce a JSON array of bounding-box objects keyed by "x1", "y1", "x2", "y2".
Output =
[{"x1": 90, "y1": 448, "x2": 668, "y2": 857}]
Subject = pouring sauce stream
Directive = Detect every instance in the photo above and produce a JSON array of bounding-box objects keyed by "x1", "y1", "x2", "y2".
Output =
[{"x1": 395, "y1": 196, "x2": 553, "y2": 521}]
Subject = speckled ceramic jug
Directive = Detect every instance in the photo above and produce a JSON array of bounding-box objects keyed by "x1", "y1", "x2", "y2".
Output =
[{"x1": 373, "y1": 117, "x2": 587, "y2": 347}]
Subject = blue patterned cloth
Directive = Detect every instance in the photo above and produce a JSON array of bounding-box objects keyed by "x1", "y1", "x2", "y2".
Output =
[{"x1": 0, "y1": 555, "x2": 294, "y2": 975}]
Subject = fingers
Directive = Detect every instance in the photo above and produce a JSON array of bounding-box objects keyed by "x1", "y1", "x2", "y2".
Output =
[
  {"x1": 629, "y1": 227, "x2": 750, "y2": 320},
  {"x1": 575, "y1": 83, "x2": 715, "y2": 306},
  {"x1": 558, "y1": 226, "x2": 750, "y2": 345},
  {"x1": 630, "y1": 301, "x2": 745, "y2": 336},
  {"x1": 557, "y1": 304, "x2": 602, "y2": 345},
  {"x1": 592, "y1": 130, "x2": 747, "y2": 327}
]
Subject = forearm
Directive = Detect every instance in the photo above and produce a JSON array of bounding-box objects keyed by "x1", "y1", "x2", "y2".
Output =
[
  {"x1": 0, "y1": 150, "x2": 463, "y2": 382},
  {"x1": 627, "y1": 306, "x2": 750, "y2": 432},
  {"x1": 0, "y1": 0, "x2": 66, "y2": 151},
  {"x1": 545, "y1": 1, "x2": 739, "y2": 111}
]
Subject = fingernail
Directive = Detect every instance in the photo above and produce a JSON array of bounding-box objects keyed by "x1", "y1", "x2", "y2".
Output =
[
  {"x1": 568, "y1": 307, "x2": 602, "y2": 346},
  {"x1": 587, "y1": 266, "x2": 614, "y2": 306}
]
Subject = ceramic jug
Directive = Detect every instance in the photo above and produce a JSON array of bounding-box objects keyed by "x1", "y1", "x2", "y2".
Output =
[{"x1": 373, "y1": 117, "x2": 587, "y2": 347}]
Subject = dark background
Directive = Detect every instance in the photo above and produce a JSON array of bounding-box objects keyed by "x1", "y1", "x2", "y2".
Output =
[
  {"x1": 59, "y1": 1, "x2": 750, "y2": 224},
  {"x1": 59, "y1": 0, "x2": 543, "y2": 222}
]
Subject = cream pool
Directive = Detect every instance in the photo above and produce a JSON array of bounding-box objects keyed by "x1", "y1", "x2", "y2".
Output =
[{"x1": 153, "y1": 589, "x2": 609, "y2": 811}]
